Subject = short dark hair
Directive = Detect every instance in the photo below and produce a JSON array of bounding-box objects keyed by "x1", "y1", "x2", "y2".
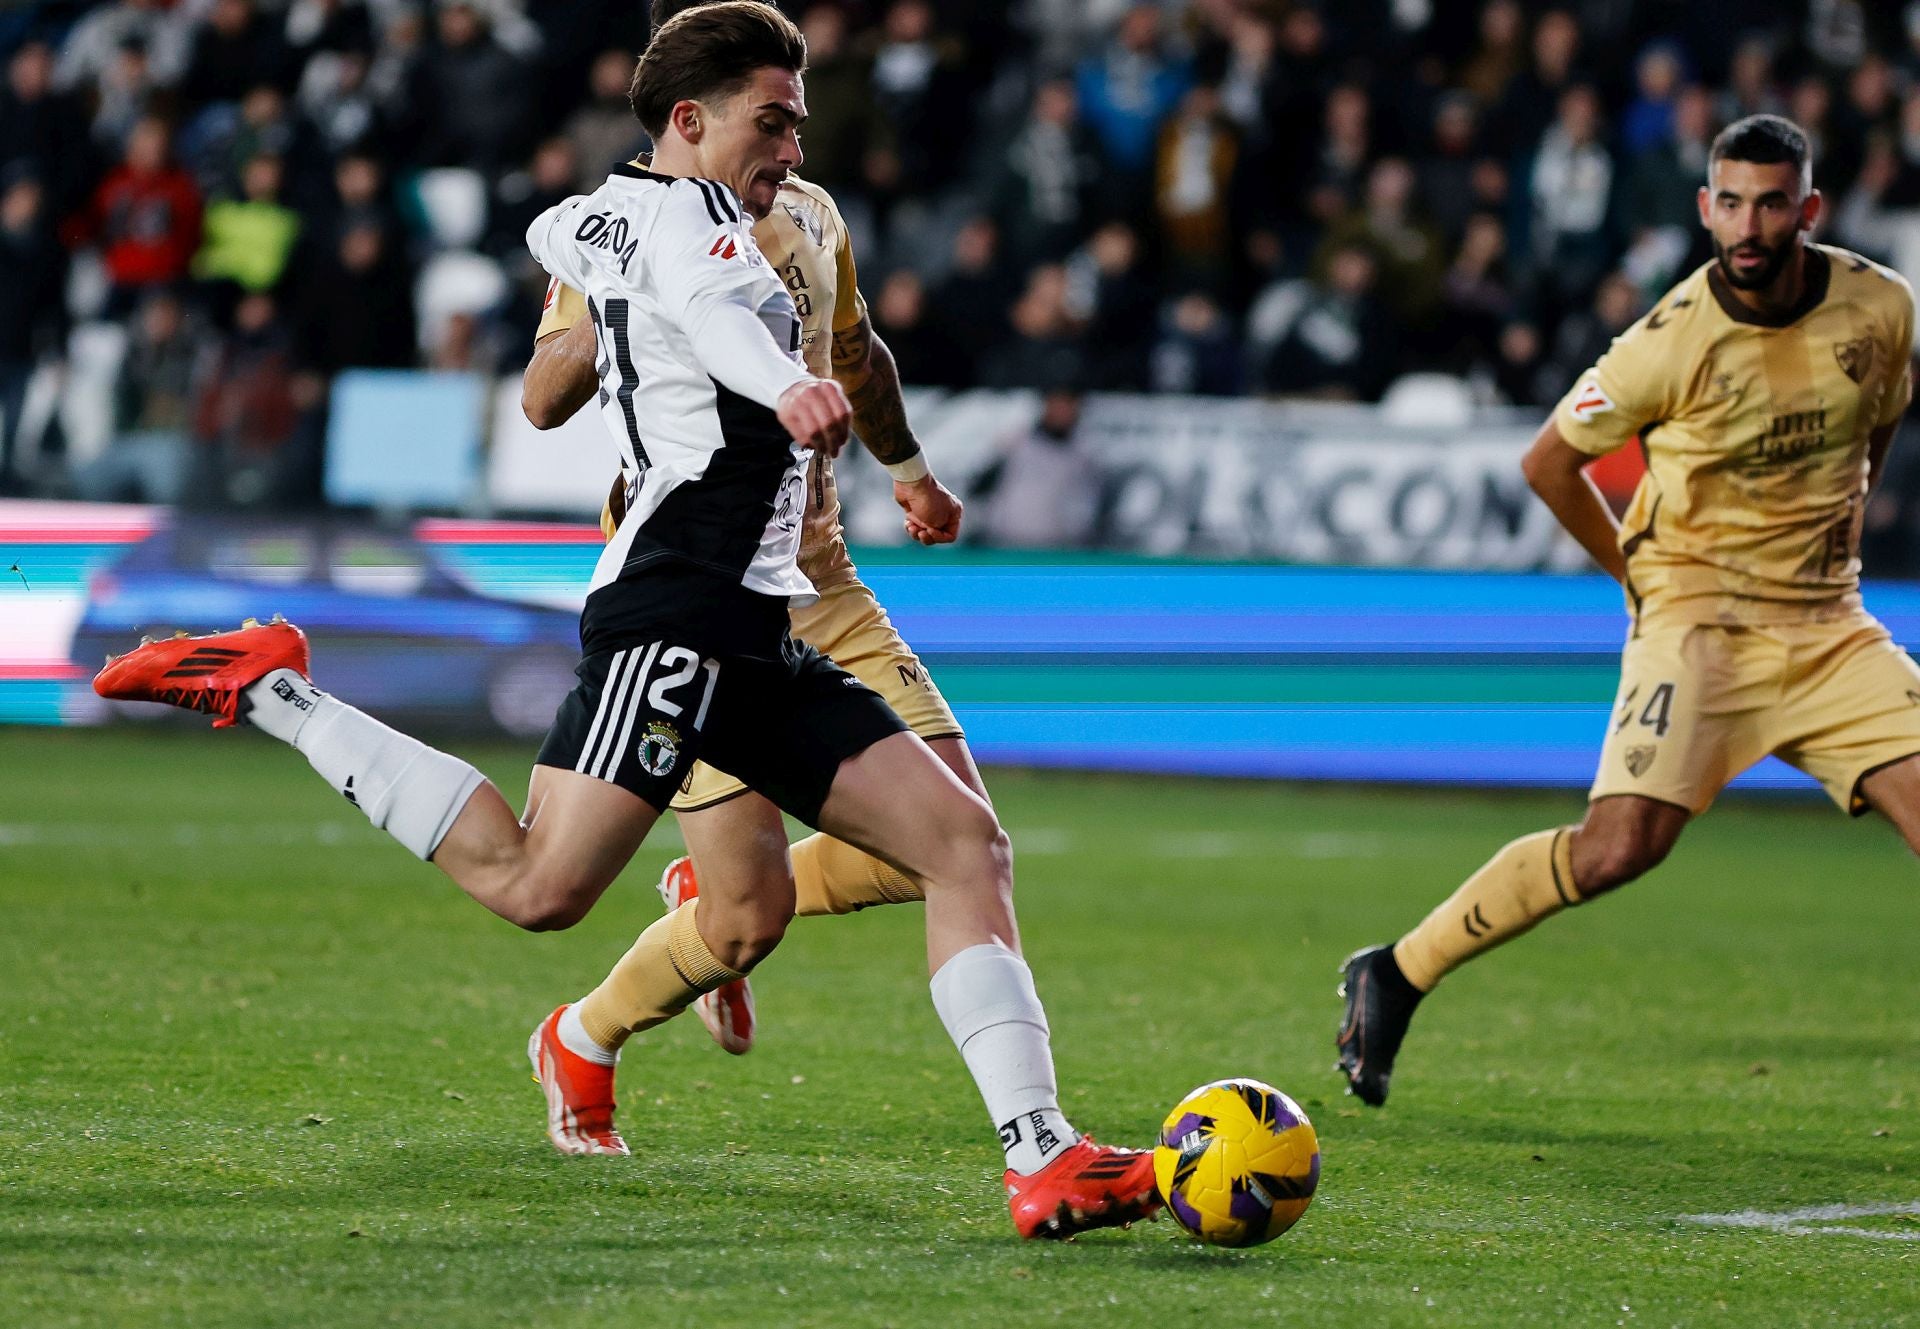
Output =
[
  {"x1": 1709, "y1": 114, "x2": 1812, "y2": 194},
  {"x1": 630, "y1": 1, "x2": 807, "y2": 139}
]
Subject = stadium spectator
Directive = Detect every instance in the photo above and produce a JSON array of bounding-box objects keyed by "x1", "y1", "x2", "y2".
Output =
[
  {"x1": 1065, "y1": 220, "x2": 1158, "y2": 391},
  {"x1": 67, "y1": 117, "x2": 203, "y2": 317},
  {"x1": 869, "y1": 268, "x2": 950, "y2": 389},
  {"x1": 1150, "y1": 291, "x2": 1242, "y2": 396},
  {"x1": 54, "y1": 0, "x2": 190, "y2": 96},
  {"x1": 789, "y1": 3, "x2": 876, "y2": 198},
  {"x1": 182, "y1": 0, "x2": 293, "y2": 107},
  {"x1": 1250, "y1": 240, "x2": 1393, "y2": 402},
  {"x1": 1415, "y1": 93, "x2": 1484, "y2": 246},
  {"x1": 975, "y1": 388, "x2": 1097, "y2": 550},
  {"x1": 1318, "y1": 157, "x2": 1446, "y2": 332},
  {"x1": 88, "y1": 36, "x2": 158, "y2": 153},
  {"x1": 990, "y1": 78, "x2": 1102, "y2": 270},
  {"x1": 979, "y1": 264, "x2": 1087, "y2": 392},
  {"x1": 192, "y1": 153, "x2": 301, "y2": 294},
  {"x1": 294, "y1": 221, "x2": 417, "y2": 375},
  {"x1": 0, "y1": 171, "x2": 66, "y2": 493},
  {"x1": 418, "y1": 1, "x2": 532, "y2": 172},
  {"x1": 0, "y1": 41, "x2": 93, "y2": 215},
  {"x1": 563, "y1": 49, "x2": 646, "y2": 193},
  {"x1": 863, "y1": 0, "x2": 971, "y2": 237},
  {"x1": 74, "y1": 290, "x2": 201, "y2": 504},
  {"x1": 1153, "y1": 83, "x2": 1238, "y2": 291},
  {"x1": 1076, "y1": 4, "x2": 1192, "y2": 203},
  {"x1": 928, "y1": 216, "x2": 1010, "y2": 387},
  {"x1": 190, "y1": 291, "x2": 310, "y2": 507},
  {"x1": 1486, "y1": 7, "x2": 1582, "y2": 160},
  {"x1": 1519, "y1": 83, "x2": 1615, "y2": 314},
  {"x1": 1533, "y1": 269, "x2": 1642, "y2": 404},
  {"x1": 1436, "y1": 211, "x2": 1516, "y2": 376}
]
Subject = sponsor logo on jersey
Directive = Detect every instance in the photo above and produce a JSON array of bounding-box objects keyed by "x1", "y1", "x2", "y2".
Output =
[
  {"x1": 1747, "y1": 409, "x2": 1828, "y2": 467},
  {"x1": 637, "y1": 722, "x2": 682, "y2": 778},
  {"x1": 998, "y1": 1116, "x2": 1023, "y2": 1150},
  {"x1": 1625, "y1": 745, "x2": 1656, "y2": 777},
  {"x1": 1569, "y1": 378, "x2": 1614, "y2": 423},
  {"x1": 542, "y1": 277, "x2": 558, "y2": 311},
  {"x1": 1834, "y1": 336, "x2": 1874, "y2": 385},
  {"x1": 708, "y1": 234, "x2": 739, "y2": 261},
  {"x1": 779, "y1": 200, "x2": 825, "y2": 247},
  {"x1": 271, "y1": 677, "x2": 312, "y2": 711},
  {"x1": 1027, "y1": 1111, "x2": 1062, "y2": 1158}
]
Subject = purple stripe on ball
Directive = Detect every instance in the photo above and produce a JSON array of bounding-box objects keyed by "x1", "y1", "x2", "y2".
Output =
[
  {"x1": 1228, "y1": 1178, "x2": 1272, "y2": 1224},
  {"x1": 1167, "y1": 1187, "x2": 1206, "y2": 1234},
  {"x1": 1161, "y1": 1112, "x2": 1213, "y2": 1148}
]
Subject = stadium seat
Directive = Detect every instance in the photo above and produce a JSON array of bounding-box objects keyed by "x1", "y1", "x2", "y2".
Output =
[
  {"x1": 414, "y1": 251, "x2": 509, "y2": 359},
  {"x1": 414, "y1": 168, "x2": 490, "y2": 250},
  {"x1": 1379, "y1": 373, "x2": 1476, "y2": 429}
]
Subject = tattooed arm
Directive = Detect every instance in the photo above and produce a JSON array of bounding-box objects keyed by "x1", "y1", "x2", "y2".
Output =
[{"x1": 831, "y1": 314, "x2": 963, "y2": 544}]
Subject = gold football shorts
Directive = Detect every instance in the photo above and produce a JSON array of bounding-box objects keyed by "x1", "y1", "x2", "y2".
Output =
[
  {"x1": 671, "y1": 575, "x2": 962, "y2": 812},
  {"x1": 1591, "y1": 610, "x2": 1920, "y2": 815}
]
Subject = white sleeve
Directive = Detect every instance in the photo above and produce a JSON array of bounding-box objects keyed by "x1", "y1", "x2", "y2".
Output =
[
  {"x1": 525, "y1": 194, "x2": 598, "y2": 293},
  {"x1": 653, "y1": 180, "x2": 813, "y2": 409},
  {"x1": 685, "y1": 294, "x2": 814, "y2": 409}
]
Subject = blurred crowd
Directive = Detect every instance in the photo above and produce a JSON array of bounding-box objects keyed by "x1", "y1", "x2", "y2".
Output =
[{"x1": 2, "y1": 0, "x2": 1920, "y2": 511}]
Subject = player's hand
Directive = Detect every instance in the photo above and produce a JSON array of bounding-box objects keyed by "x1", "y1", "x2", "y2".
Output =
[
  {"x1": 893, "y1": 474, "x2": 963, "y2": 545},
  {"x1": 777, "y1": 378, "x2": 852, "y2": 456}
]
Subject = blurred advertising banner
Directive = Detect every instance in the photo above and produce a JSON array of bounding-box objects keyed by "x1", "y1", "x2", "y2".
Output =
[
  {"x1": 15, "y1": 495, "x2": 1920, "y2": 801},
  {"x1": 486, "y1": 384, "x2": 1584, "y2": 571}
]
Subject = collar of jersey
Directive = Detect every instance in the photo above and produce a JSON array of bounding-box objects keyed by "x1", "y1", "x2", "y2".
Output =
[{"x1": 1706, "y1": 245, "x2": 1831, "y2": 328}]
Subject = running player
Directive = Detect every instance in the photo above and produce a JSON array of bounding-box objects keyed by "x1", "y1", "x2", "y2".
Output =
[
  {"x1": 1337, "y1": 114, "x2": 1918, "y2": 1106},
  {"x1": 521, "y1": 0, "x2": 972, "y2": 1068},
  {"x1": 96, "y1": 3, "x2": 1158, "y2": 1238}
]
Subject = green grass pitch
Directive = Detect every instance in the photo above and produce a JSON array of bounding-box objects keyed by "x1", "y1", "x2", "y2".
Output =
[{"x1": 3, "y1": 728, "x2": 1917, "y2": 1327}]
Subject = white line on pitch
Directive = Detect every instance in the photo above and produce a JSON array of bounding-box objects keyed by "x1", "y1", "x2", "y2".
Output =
[{"x1": 1680, "y1": 1201, "x2": 1920, "y2": 1242}]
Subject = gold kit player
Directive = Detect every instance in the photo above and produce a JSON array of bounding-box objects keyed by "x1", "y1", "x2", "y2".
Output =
[
  {"x1": 96, "y1": 2, "x2": 1158, "y2": 1238},
  {"x1": 1337, "y1": 114, "x2": 1920, "y2": 1106},
  {"x1": 522, "y1": 0, "x2": 971, "y2": 1072}
]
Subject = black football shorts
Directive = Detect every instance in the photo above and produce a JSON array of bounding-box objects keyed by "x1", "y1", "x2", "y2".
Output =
[{"x1": 538, "y1": 630, "x2": 909, "y2": 824}]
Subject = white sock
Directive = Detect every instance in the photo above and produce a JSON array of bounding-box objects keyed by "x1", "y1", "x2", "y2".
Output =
[
  {"x1": 244, "y1": 669, "x2": 486, "y2": 861},
  {"x1": 559, "y1": 1004, "x2": 617, "y2": 1066},
  {"x1": 930, "y1": 942, "x2": 1079, "y2": 1175}
]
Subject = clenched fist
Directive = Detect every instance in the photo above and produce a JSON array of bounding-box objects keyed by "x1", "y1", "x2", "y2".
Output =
[{"x1": 777, "y1": 378, "x2": 853, "y2": 456}]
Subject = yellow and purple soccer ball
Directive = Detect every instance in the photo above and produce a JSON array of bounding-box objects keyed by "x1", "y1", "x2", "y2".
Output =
[{"x1": 1154, "y1": 1078, "x2": 1320, "y2": 1246}]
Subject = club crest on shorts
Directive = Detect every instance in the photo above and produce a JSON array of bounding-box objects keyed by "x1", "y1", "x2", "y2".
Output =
[
  {"x1": 1833, "y1": 336, "x2": 1873, "y2": 385},
  {"x1": 1625, "y1": 745, "x2": 1657, "y2": 777},
  {"x1": 638, "y1": 721, "x2": 682, "y2": 778}
]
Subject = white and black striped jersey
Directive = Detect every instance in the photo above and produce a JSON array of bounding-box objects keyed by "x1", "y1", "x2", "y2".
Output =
[{"x1": 527, "y1": 164, "x2": 817, "y2": 604}]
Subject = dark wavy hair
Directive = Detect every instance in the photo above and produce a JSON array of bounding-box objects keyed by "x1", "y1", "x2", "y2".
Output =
[{"x1": 629, "y1": 1, "x2": 807, "y2": 139}]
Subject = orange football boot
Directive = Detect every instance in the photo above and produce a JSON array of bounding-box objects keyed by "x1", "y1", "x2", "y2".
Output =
[
  {"x1": 527, "y1": 1005, "x2": 629, "y2": 1156},
  {"x1": 1005, "y1": 1136, "x2": 1162, "y2": 1239},
  {"x1": 656, "y1": 856, "x2": 756, "y2": 1054},
  {"x1": 93, "y1": 617, "x2": 310, "y2": 729}
]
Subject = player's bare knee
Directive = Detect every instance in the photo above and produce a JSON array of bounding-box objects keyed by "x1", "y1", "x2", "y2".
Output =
[{"x1": 507, "y1": 869, "x2": 599, "y2": 932}]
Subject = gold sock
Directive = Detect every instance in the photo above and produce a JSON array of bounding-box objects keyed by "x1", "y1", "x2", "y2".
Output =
[
  {"x1": 575, "y1": 897, "x2": 745, "y2": 1052},
  {"x1": 1392, "y1": 827, "x2": 1577, "y2": 992},
  {"x1": 789, "y1": 832, "x2": 923, "y2": 916}
]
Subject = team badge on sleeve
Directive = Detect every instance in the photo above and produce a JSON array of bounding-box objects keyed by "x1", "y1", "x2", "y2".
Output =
[{"x1": 1570, "y1": 378, "x2": 1615, "y2": 423}]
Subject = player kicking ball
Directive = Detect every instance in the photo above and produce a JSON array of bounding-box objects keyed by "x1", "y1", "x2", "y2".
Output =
[
  {"x1": 522, "y1": 0, "x2": 974, "y2": 1071},
  {"x1": 1338, "y1": 114, "x2": 1919, "y2": 1106},
  {"x1": 96, "y1": 2, "x2": 1157, "y2": 1239}
]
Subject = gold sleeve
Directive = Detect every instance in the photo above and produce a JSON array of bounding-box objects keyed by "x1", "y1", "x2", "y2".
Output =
[
  {"x1": 1879, "y1": 291, "x2": 1915, "y2": 429},
  {"x1": 1551, "y1": 315, "x2": 1680, "y2": 457},
  {"x1": 536, "y1": 279, "x2": 590, "y2": 344},
  {"x1": 830, "y1": 217, "x2": 867, "y2": 333}
]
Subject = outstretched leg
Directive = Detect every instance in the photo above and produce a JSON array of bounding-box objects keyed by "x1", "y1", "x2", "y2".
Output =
[
  {"x1": 814, "y1": 732, "x2": 1156, "y2": 1238},
  {"x1": 1337, "y1": 794, "x2": 1689, "y2": 1106}
]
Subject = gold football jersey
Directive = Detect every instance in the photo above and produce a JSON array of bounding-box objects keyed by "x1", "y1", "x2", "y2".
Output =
[
  {"x1": 538, "y1": 171, "x2": 868, "y2": 590},
  {"x1": 1555, "y1": 244, "x2": 1915, "y2": 626}
]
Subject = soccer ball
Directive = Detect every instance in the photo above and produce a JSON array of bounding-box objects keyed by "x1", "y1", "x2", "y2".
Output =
[{"x1": 1154, "y1": 1078, "x2": 1320, "y2": 1247}]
